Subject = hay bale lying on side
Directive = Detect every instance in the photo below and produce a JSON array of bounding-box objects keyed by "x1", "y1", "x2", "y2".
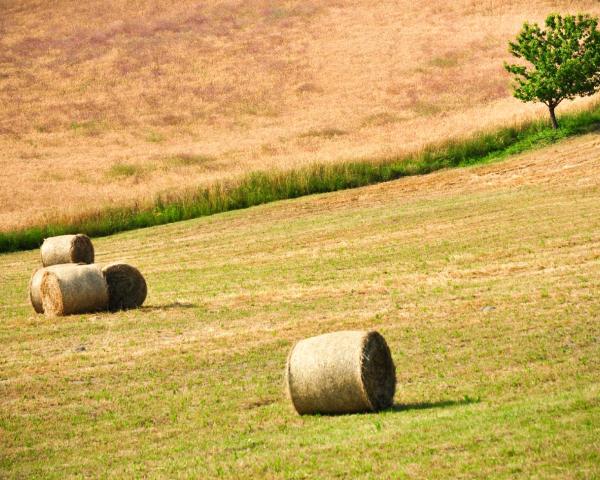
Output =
[
  {"x1": 30, "y1": 265, "x2": 96, "y2": 314},
  {"x1": 41, "y1": 234, "x2": 94, "y2": 266},
  {"x1": 101, "y1": 262, "x2": 147, "y2": 311},
  {"x1": 286, "y1": 330, "x2": 396, "y2": 415},
  {"x1": 40, "y1": 264, "x2": 108, "y2": 316}
]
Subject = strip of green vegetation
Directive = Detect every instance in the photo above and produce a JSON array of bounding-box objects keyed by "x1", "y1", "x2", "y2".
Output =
[{"x1": 1, "y1": 105, "x2": 599, "y2": 253}]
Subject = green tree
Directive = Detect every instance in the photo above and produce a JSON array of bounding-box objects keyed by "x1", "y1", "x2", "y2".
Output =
[{"x1": 504, "y1": 13, "x2": 600, "y2": 129}]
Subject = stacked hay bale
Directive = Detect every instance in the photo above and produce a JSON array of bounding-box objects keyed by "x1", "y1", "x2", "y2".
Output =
[
  {"x1": 285, "y1": 330, "x2": 396, "y2": 415},
  {"x1": 28, "y1": 234, "x2": 147, "y2": 316},
  {"x1": 40, "y1": 234, "x2": 94, "y2": 266}
]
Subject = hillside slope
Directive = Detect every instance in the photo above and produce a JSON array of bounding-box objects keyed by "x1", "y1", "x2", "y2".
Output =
[
  {"x1": 2, "y1": 0, "x2": 600, "y2": 230},
  {"x1": 1, "y1": 133, "x2": 599, "y2": 478}
]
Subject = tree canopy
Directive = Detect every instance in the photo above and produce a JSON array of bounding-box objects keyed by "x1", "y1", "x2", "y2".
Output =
[{"x1": 504, "y1": 14, "x2": 600, "y2": 128}]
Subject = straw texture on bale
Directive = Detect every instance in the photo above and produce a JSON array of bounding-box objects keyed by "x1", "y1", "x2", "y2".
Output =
[
  {"x1": 286, "y1": 330, "x2": 396, "y2": 415},
  {"x1": 30, "y1": 264, "x2": 94, "y2": 313},
  {"x1": 102, "y1": 262, "x2": 147, "y2": 311},
  {"x1": 41, "y1": 234, "x2": 94, "y2": 266},
  {"x1": 40, "y1": 264, "x2": 108, "y2": 316},
  {"x1": 28, "y1": 268, "x2": 46, "y2": 313}
]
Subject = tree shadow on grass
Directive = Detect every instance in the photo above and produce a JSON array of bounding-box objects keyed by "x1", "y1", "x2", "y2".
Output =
[
  {"x1": 574, "y1": 120, "x2": 600, "y2": 134},
  {"x1": 389, "y1": 396, "x2": 481, "y2": 412}
]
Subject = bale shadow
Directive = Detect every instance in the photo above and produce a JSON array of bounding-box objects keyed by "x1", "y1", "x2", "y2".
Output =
[
  {"x1": 390, "y1": 396, "x2": 481, "y2": 412},
  {"x1": 312, "y1": 397, "x2": 482, "y2": 417},
  {"x1": 140, "y1": 301, "x2": 198, "y2": 311}
]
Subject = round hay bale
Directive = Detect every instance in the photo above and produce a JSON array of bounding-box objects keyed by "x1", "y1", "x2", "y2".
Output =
[
  {"x1": 285, "y1": 330, "x2": 396, "y2": 415},
  {"x1": 29, "y1": 264, "x2": 80, "y2": 314},
  {"x1": 101, "y1": 262, "x2": 147, "y2": 311},
  {"x1": 40, "y1": 264, "x2": 108, "y2": 317},
  {"x1": 28, "y1": 268, "x2": 46, "y2": 313},
  {"x1": 40, "y1": 234, "x2": 94, "y2": 267}
]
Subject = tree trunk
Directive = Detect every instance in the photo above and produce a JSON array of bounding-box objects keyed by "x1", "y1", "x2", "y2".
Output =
[{"x1": 548, "y1": 104, "x2": 558, "y2": 129}]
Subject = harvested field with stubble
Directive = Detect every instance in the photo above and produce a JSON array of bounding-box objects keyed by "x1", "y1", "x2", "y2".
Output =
[
  {"x1": 1, "y1": 134, "x2": 599, "y2": 478},
  {"x1": 3, "y1": 0, "x2": 600, "y2": 231}
]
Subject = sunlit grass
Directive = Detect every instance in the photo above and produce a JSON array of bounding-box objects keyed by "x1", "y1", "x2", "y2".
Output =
[{"x1": 1, "y1": 141, "x2": 599, "y2": 478}]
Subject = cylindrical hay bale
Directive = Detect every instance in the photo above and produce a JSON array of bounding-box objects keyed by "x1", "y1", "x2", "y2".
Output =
[
  {"x1": 30, "y1": 265, "x2": 90, "y2": 314},
  {"x1": 101, "y1": 262, "x2": 147, "y2": 311},
  {"x1": 40, "y1": 234, "x2": 94, "y2": 266},
  {"x1": 28, "y1": 268, "x2": 46, "y2": 313},
  {"x1": 286, "y1": 330, "x2": 396, "y2": 415},
  {"x1": 40, "y1": 264, "x2": 108, "y2": 316}
]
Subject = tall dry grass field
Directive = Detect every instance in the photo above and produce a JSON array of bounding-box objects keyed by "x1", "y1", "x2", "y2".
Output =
[{"x1": 2, "y1": 0, "x2": 600, "y2": 231}]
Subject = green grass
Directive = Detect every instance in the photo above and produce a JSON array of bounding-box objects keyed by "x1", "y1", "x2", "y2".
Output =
[
  {"x1": 146, "y1": 131, "x2": 166, "y2": 143},
  {"x1": 163, "y1": 153, "x2": 215, "y2": 167},
  {"x1": 298, "y1": 127, "x2": 348, "y2": 138},
  {"x1": 413, "y1": 100, "x2": 443, "y2": 116},
  {"x1": 106, "y1": 162, "x2": 148, "y2": 179},
  {"x1": 361, "y1": 112, "x2": 404, "y2": 127},
  {"x1": 2, "y1": 103, "x2": 600, "y2": 253},
  {"x1": 1, "y1": 145, "x2": 599, "y2": 477},
  {"x1": 70, "y1": 120, "x2": 107, "y2": 137},
  {"x1": 429, "y1": 54, "x2": 461, "y2": 68}
]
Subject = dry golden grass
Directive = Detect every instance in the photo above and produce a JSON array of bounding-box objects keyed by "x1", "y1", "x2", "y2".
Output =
[{"x1": 2, "y1": 0, "x2": 600, "y2": 231}]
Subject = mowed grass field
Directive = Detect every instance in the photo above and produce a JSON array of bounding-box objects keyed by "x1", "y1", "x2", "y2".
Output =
[
  {"x1": 3, "y1": 0, "x2": 600, "y2": 231},
  {"x1": 1, "y1": 134, "x2": 600, "y2": 478}
]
